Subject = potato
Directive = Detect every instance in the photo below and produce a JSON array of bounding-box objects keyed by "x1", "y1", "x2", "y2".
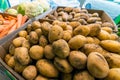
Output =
[
  {"x1": 9, "y1": 44, "x2": 15, "y2": 55},
  {"x1": 104, "y1": 68, "x2": 120, "y2": 80},
  {"x1": 88, "y1": 23, "x2": 101, "y2": 36},
  {"x1": 54, "y1": 57, "x2": 73, "y2": 73},
  {"x1": 61, "y1": 73, "x2": 72, "y2": 80},
  {"x1": 47, "y1": 14, "x2": 56, "y2": 20},
  {"x1": 69, "y1": 51, "x2": 87, "y2": 69},
  {"x1": 62, "y1": 12, "x2": 69, "y2": 21},
  {"x1": 29, "y1": 31, "x2": 38, "y2": 44},
  {"x1": 5, "y1": 54, "x2": 11, "y2": 63},
  {"x1": 102, "y1": 22, "x2": 114, "y2": 29},
  {"x1": 36, "y1": 59, "x2": 59, "y2": 78},
  {"x1": 68, "y1": 35, "x2": 86, "y2": 50},
  {"x1": 18, "y1": 30, "x2": 28, "y2": 38},
  {"x1": 14, "y1": 47, "x2": 30, "y2": 65},
  {"x1": 35, "y1": 28, "x2": 42, "y2": 38},
  {"x1": 22, "y1": 40, "x2": 30, "y2": 49},
  {"x1": 39, "y1": 35, "x2": 48, "y2": 47},
  {"x1": 69, "y1": 21, "x2": 80, "y2": 29},
  {"x1": 72, "y1": 8, "x2": 81, "y2": 13},
  {"x1": 58, "y1": 22, "x2": 67, "y2": 30},
  {"x1": 63, "y1": 30, "x2": 72, "y2": 41},
  {"x1": 73, "y1": 71, "x2": 95, "y2": 80},
  {"x1": 48, "y1": 25, "x2": 63, "y2": 43},
  {"x1": 35, "y1": 75, "x2": 48, "y2": 80},
  {"x1": 101, "y1": 27, "x2": 113, "y2": 33},
  {"x1": 53, "y1": 10, "x2": 58, "y2": 18},
  {"x1": 100, "y1": 40, "x2": 120, "y2": 53},
  {"x1": 44, "y1": 45, "x2": 55, "y2": 59},
  {"x1": 73, "y1": 25, "x2": 90, "y2": 36},
  {"x1": 57, "y1": 8, "x2": 64, "y2": 12},
  {"x1": 64, "y1": 7, "x2": 73, "y2": 12},
  {"x1": 87, "y1": 52, "x2": 109, "y2": 78},
  {"x1": 82, "y1": 44, "x2": 106, "y2": 56},
  {"x1": 110, "y1": 33, "x2": 118, "y2": 40},
  {"x1": 104, "y1": 53, "x2": 120, "y2": 68},
  {"x1": 27, "y1": 24, "x2": 32, "y2": 33},
  {"x1": 29, "y1": 45, "x2": 43, "y2": 60},
  {"x1": 86, "y1": 37, "x2": 94, "y2": 44},
  {"x1": 12, "y1": 37, "x2": 26, "y2": 47},
  {"x1": 14, "y1": 61, "x2": 26, "y2": 73},
  {"x1": 79, "y1": 19, "x2": 88, "y2": 25},
  {"x1": 93, "y1": 37, "x2": 100, "y2": 44},
  {"x1": 74, "y1": 13, "x2": 89, "y2": 20},
  {"x1": 97, "y1": 30, "x2": 111, "y2": 40},
  {"x1": 31, "y1": 21, "x2": 41, "y2": 30},
  {"x1": 22, "y1": 65, "x2": 37, "y2": 80},
  {"x1": 41, "y1": 21, "x2": 52, "y2": 36},
  {"x1": 92, "y1": 13, "x2": 99, "y2": 17},
  {"x1": 87, "y1": 17, "x2": 101, "y2": 23},
  {"x1": 52, "y1": 39, "x2": 70, "y2": 58},
  {"x1": 66, "y1": 25, "x2": 73, "y2": 33},
  {"x1": 7, "y1": 56, "x2": 15, "y2": 68}
]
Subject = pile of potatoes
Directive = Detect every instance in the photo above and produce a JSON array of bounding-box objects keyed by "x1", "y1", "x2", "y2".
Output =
[{"x1": 4, "y1": 7, "x2": 120, "y2": 80}]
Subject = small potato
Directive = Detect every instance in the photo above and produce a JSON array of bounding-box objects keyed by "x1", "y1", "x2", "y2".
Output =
[
  {"x1": 93, "y1": 37, "x2": 100, "y2": 44},
  {"x1": 48, "y1": 25, "x2": 63, "y2": 43},
  {"x1": 100, "y1": 40, "x2": 120, "y2": 53},
  {"x1": 35, "y1": 28, "x2": 42, "y2": 38},
  {"x1": 36, "y1": 59, "x2": 59, "y2": 78},
  {"x1": 101, "y1": 27, "x2": 113, "y2": 33},
  {"x1": 5, "y1": 54, "x2": 11, "y2": 63},
  {"x1": 52, "y1": 39, "x2": 70, "y2": 58},
  {"x1": 18, "y1": 30, "x2": 28, "y2": 38},
  {"x1": 62, "y1": 12, "x2": 69, "y2": 21},
  {"x1": 14, "y1": 61, "x2": 26, "y2": 73},
  {"x1": 64, "y1": 7, "x2": 73, "y2": 12},
  {"x1": 58, "y1": 22, "x2": 67, "y2": 30},
  {"x1": 61, "y1": 73, "x2": 72, "y2": 80},
  {"x1": 57, "y1": 8, "x2": 64, "y2": 12},
  {"x1": 41, "y1": 21, "x2": 52, "y2": 36},
  {"x1": 74, "y1": 13, "x2": 89, "y2": 20},
  {"x1": 73, "y1": 25, "x2": 90, "y2": 36},
  {"x1": 29, "y1": 31, "x2": 39, "y2": 44},
  {"x1": 47, "y1": 14, "x2": 56, "y2": 20},
  {"x1": 63, "y1": 30, "x2": 72, "y2": 41},
  {"x1": 35, "y1": 75, "x2": 48, "y2": 80},
  {"x1": 54, "y1": 57, "x2": 73, "y2": 73},
  {"x1": 68, "y1": 35, "x2": 86, "y2": 50},
  {"x1": 110, "y1": 33, "x2": 118, "y2": 40},
  {"x1": 87, "y1": 52, "x2": 109, "y2": 78},
  {"x1": 7, "y1": 56, "x2": 15, "y2": 68},
  {"x1": 22, "y1": 40, "x2": 30, "y2": 49},
  {"x1": 31, "y1": 21, "x2": 41, "y2": 30},
  {"x1": 44, "y1": 45, "x2": 55, "y2": 59},
  {"x1": 53, "y1": 10, "x2": 58, "y2": 18},
  {"x1": 12, "y1": 37, "x2": 26, "y2": 47},
  {"x1": 87, "y1": 17, "x2": 101, "y2": 23},
  {"x1": 86, "y1": 37, "x2": 94, "y2": 44},
  {"x1": 72, "y1": 8, "x2": 81, "y2": 13},
  {"x1": 9, "y1": 44, "x2": 15, "y2": 55},
  {"x1": 66, "y1": 25, "x2": 73, "y2": 33},
  {"x1": 97, "y1": 30, "x2": 111, "y2": 40},
  {"x1": 22, "y1": 65, "x2": 37, "y2": 80},
  {"x1": 104, "y1": 68, "x2": 120, "y2": 80},
  {"x1": 102, "y1": 22, "x2": 114, "y2": 29},
  {"x1": 88, "y1": 23, "x2": 101, "y2": 36},
  {"x1": 73, "y1": 71, "x2": 95, "y2": 80},
  {"x1": 27, "y1": 24, "x2": 32, "y2": 33},
  {"x1": 79, "y1": 19, "x2": 88, "y2": 25},
  {"x1": 69, "y1": 21, "x2": 80, "y2": 29},
  {"x1": 69, "y1": 51, "x2": 87, "y2": 69},
  {"x1": 14, "y1": 47, "x2": 30, "y2": 65},
  {"x1": 29, "y1": 45, "x2": 43, "y2": 60},
  {"x1": 39, "y1": 35, "x2": 48, "y2": 47},
  {"x1": 92, "y1": 13, "x2": 99, "y2": 17}
]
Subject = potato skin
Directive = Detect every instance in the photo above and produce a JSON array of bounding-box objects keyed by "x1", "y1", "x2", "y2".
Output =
[
  {"x1": 54, "y1": 57, "x2": 73, "y2": 73},
  {"x1": 39, "y1": 35, "x2": 48, "y2": 47},
  {"x1": 31, "y1": 21, "x2": 41, "y2": 30},
  {"x1": 73, "y1": 71, "x2": 95, "y2": 80},
  {"x1": 7, "y1": 56, "x2": 15, "y2": 68},
  {"x1": 52, "y1": 39, "x2": 70, "y2": 58},
  {"x1": 110, "y1": 33, "x2": 118, "y2": 40},
  {"x1": 101, "y1": 27, "x2": 112, "y2": 34},
  {"x1": 63, "y1": 30, "x2": 72, "y2": 41},
  {"x1": 35, "y1": 75, "x2": 48, "y2": 80},
  {"x1": 61, "y1": 73, "x2": 72, "y2": 80},
  {"x1": 100, "y1": 40, "x2": 120, "y2": 53},
  {"x1": 18, "y1": 30, "x2": 28, "y2": 38},
  {"x1": 87, "y1": 52, "x2": 109, "y2": 78},
  {"x1": 29, "y1": 31, "x2": 39, "y2": 44},
  {"x1": 5, "y1": 54, "x2": 12, "y2": 63},
  {"x1": 68, "y1": 35, "x2": 86, "y2": 50},
  {"x1": 14, "y1": 47, "x2": 30, "y2": 65},
  {"x1": 36, "y1": 59, "x2": 59, "y2": 78},
  {"x1": 29, "y1": 45, "x2": 44, "y2": 60},
  {"x1": 22, "y1": 65, "x2": 37, "y2": 80},
  {"x1": 69, "y1": 51, "x2": 87, "y2": 69},
  {"x1": 104, "y1": 68, "x2": 120, "y2": 80}
]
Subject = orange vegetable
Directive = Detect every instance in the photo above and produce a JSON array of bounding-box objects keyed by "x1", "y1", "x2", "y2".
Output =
[
  {"x1": 16, "y1": 14, "x2": 23, "y2": 28},
  {"x1": 8, "y1": 23, "x2": 17, "y2": 34},
  {"x1": 21, "y1": 15, "x2": 28, "y2": 25}
]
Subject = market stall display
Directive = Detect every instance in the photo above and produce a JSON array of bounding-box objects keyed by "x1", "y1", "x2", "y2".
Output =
[{"x1": 0, "y1": 7, "x2": 119, "y2": 80}]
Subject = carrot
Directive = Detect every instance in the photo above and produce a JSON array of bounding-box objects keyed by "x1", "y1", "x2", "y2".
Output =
[
  {"x1": 0, "y1": 25, "x2": 4, "y2": 32},
  {"x1": 16, "y1": 14, "x2": 23, "y2": 29},
  {"x1": 0, "y1": 15, "x2": 4, "y2": 21},
  {"x1": 3, "y1": 20, "x2": 10, "y2": 25},
  {"x1": 7, "y1": 23, "x2": 17, "y2": 34},
  {"x1": 21, "y1": 15, "x2": 28, "y2": 25},
  {"x1": 0, "y1": 20, "x2": 16, "y2": 38}
]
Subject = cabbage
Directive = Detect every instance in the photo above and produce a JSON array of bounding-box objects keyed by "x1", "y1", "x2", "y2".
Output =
[
  {"x1": 17, "y1": 3, "x2": 26, "y2": 15},
  {"x1": 7, "y1": 9, "x2": 18, "y2": 15}
]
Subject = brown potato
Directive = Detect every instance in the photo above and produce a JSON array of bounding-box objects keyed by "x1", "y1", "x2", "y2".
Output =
[
  {"x1": 72, "y1": 8, "x2": 81, "y2": 13},
  {"x1": 36, "y1": 59, "x2": 59, "y2": 78},
  {"x1": 69, "y1": 21, "x2": 81, "y2": 29},
  {"x1": 73, "y1": 25, "x2": 90, "y2": 36},
  {"x1": 22, "y1": 40, "x2": 30, "y2": 49},
  {"x1": 5, "y1": 54, "x2": 11, "y2": 63},
  {"x1": 74, "y1": 13, "x2": 89, "y2": 20},
  {"x1": 100, "y1": 40, "x2": 120, "y2": 53},
  {"x1": 73, "y1": 71, "x2": 95, "y2": 80},
  {"x1": 93, "y1": 37, "x2": 100, "y2": 44},
  {"x1": 79, "y1": 19, "x2": 88, "y2": 25},
  {"x1": 102, "y1": 22, "x2": 114, "y2": 29},
  {"x1": 61, "y1": 73, "x2": 72, "y2": 80},
  {"x1": 69, "y1": 51, "x2": 87, "y2": 69},
  {"x1": 35, "y1": 28, "x2": 43, "y2": 38},
  {"x1": 54, "y1": 57, "x2": 73, "y2": 73},
  {"x1": 97, "y1": 30, "x2": 111, "y2": 40},
  {"x1": 22, "y1": 65, "x2": 37, "y2": 80},
  {"x1": 14, "y1": 47, "x2": 30, "y2": 65},
  {"x1": 29, "y1": 31, "x2": 39, "y2": 44},
  {"x1": 31, "y1": 21, "x2": 41, "y2": 30},
  {"x1": 7, "y1": 56, "x2": 15, "y2": 68},
  {"x1": 64, "y1": 7, "x2": 73, "y2": 12},
  {"x1": 68, "y1": 35, "x2": 86, "y2": 50},
  {"x1": 101, "y1": 27, "x2": 113, "y2": 33},
  {"x1": 44, "y1": 45, "x2": 55, "y2": 59},
  {"x1": 86, "y1": 37, "x2": 94, "y2": 44},
  {"x1": 39, "y1": 35, "x2": 48, "y2": 47},
  {"x1": 29, "y1": 45, "x2": 43, "y2": 60},
  {"x1": 63, "y1": 30, "x2": 72, "y2": 41},
  {"x1": 18, "y1": 30, "x2": 28, "y2": 38},
  {"x1": 52, "y1": 39, "x2": 70, "y2": 58},
  {"x1": 104, "y1": 68, "x2": 120, "y2": 80},
  {"x1": 92, "y1": 13, "x2": 99, "y2": 17},
  {"x1": 87, "y1": 52, "x2": 109, "y2": 78},
  {"x1": 110, "y1": 33, "x2": 118, "y2": 40},
  {"x1": 87, "y1": 17, "x2": 101, "y2": 23},
  {"x1": 62, "y1": 12, "x2": 69, "y2": 21},
  {"x1": 48, "y1": 25, "x2": 63, "y2": 43},
  {"x1": 27, "y1": 24, "x2": 32, "y2": 33},
  {"x1": 35, "y1": 75, "x2": 48, "y2": 80},
  {"x1": 9, "y1": 44, "x2": 15, "y2": 55}
]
